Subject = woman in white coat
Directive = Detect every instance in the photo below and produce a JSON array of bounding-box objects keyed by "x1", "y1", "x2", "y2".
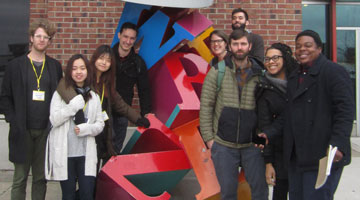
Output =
[{"x1": 45, "y1": 54, "x2": 104, "y2": 200}]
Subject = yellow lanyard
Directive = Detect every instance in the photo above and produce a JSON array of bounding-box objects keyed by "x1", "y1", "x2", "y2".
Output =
[
  {"x1": 30, "y1": 57, "x2": 46, "y2": 90},
  {"x1": 101, "y1": 84, "x2": 105, "y2": 105},
  {"x1": 83, "y1": 102, "x2": 88, "y2": 112}
]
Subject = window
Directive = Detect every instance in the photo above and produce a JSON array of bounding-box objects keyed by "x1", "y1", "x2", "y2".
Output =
[
  {"x1": 0, "y1": 0, "x2": 30, "y2": 94},
  {"x1": 337, "y1": 4, "x2": 360, "y2": 27},
  {"x1": 302, "y1": 3, "x2": 330, "y2": 58}
]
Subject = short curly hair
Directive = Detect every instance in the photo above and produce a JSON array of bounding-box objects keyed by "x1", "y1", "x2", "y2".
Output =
[
  {"x1": 295, "y1": 30, "x2": 322, "y2": 48},
  {"x1": 265, "y1": 43, "x2": 298, "y2": 76},
  {"x1": 29, "y1": 19, "x2": 56, "y2": 39}
]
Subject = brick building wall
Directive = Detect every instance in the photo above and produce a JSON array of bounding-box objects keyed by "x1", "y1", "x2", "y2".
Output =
[{"x1": 29, "y1": 0, "x2": 302, "y2": 111}]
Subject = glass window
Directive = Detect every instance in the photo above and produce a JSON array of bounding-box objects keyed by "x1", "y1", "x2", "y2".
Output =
[
  {"x1": 336, "y1": 30, "x2": 356, "y2": 108},
  {"x1": 337, "y1": 5, "x2": 360, "y2": 27},
  {"x1": 302, "y1": 4, "x2": 330, "y2": 58},
  {"x1": 0, "y1": 0, "x2": 30, "y2": 96}
]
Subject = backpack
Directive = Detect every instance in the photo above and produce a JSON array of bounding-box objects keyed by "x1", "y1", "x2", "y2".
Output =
[{"x1": 216, "y1": 61, "x2": 226, "y2": 92}]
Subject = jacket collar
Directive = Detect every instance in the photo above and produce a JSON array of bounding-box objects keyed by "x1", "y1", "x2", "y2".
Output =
[
  {"x1": 288, "y1": 54, "x2": 326, "y2": 99},
  {"x1": 112, "y1": 42, "x2": 136, "y2": 61},
  {"x1": 306, "y1": 54, "x2": 324, "y2": 75},
  {"x1": 224, "y1": 55, "x2": 264, "y2": 76},
  {"x1": 289, "y1": 54, "x2": 324, "y2": 80}
]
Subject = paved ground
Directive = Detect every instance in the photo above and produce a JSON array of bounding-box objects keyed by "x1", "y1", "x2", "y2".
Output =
[{"x1": 1, "y1": 119, "x2": 360, "y2": 199}]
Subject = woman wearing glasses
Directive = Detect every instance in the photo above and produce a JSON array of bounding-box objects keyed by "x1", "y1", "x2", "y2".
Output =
[
  {"x1": 209, "y1": 30, "x2": 229, "y2": 66},
  {"x1": 256, "y1": 43, "x2": 298, "y2": 200}
]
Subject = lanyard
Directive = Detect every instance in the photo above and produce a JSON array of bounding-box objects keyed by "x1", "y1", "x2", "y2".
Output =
[
  {"x1": 101, "y1": 84, "x2": 105, "y2": 105},
  {"x1": 30, "y1": 57, "x2": 46, "y2": 90},
  {"x1": 83, "y1": 102, "x2": 88, "y2": 112}
]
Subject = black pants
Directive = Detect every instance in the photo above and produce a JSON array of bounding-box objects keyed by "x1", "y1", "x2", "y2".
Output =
[
  {"x1": 272, "y1": 178, "x2": 289, "y2": 200},
  {"x1": 60, "y1": 157, "x2": 95, "y2": 200}
]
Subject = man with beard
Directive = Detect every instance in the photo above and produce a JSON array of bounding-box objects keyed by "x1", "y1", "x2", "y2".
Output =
[
  {"x1": 200, "y1": 29, "x2": 268, "y2": 200},
  {"x1": 1, "y1": 19, "x2": 62, "y2": 200},
  {"x1": 231, "y1": 8, "x2": 264, "y2": 62}
]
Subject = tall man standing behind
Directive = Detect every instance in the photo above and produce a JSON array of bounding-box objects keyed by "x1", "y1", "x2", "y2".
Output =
[
  {"x1": 200, "y1": 30, "x2": 268, "y2": 200},
  {"x1": 112, "y1": 22, "x2": 151, "y2": 154},
  {"x1": 1, "y1": 19, "x2": 62, "y2": 200},
  {"x1": 231, "y1": 8, "x2": 264, "y2": 62}
]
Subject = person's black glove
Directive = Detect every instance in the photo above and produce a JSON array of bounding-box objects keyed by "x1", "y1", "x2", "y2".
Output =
[
  {"x1": 135, "y1": 117, "x2": 150, "y2": 128},
  {"x1": 74, "y1": 110, "x2": 85, "y2": 125},
  {"x1": 75, "y1": 86, "x2": 91, "y2": 99},
  {"x1": 73, "y1": 86, "x2": 90, "y2": 125}
]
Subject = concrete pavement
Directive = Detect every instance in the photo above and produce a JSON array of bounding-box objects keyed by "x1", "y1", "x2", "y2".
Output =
[{"x1": 1, "y1": 119, "x2": 360, "y2": 199}]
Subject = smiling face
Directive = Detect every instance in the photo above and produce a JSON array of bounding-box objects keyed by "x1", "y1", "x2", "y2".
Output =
[
  {"x1": 71, "y1": 58, "x2": 88, "y2": 87},
  {"x1": 210, "y1": 34, "x2": 227, "y2": 58},
  {"x1": 264, "y1": 49, "x2": 285, "y2": 78},
  {"x1": 30, "y1": 27, "x2": 51, "y2": 52},
  {"x1": 95, "y1": 53, "x2": 111, "y2": 74},
  {"x1": 231, "y1": 11, "x2": 249, "y2": 30},
  {"x1": 295, "y1": 35, "x2": 322, "y2": 66},
  {"x1": 118, "y1": 28, "x2": 137, "y2": 53}
]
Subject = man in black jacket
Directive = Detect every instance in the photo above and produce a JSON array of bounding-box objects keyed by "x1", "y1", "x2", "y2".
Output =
[
  {"x1": 259, "y1": 30, "x2": 354, "y2": 200},
  {"x1": 112, "y1": 22, "x2": 151, "y2": 154},
  {"x1": 1, "y1": 19, "x2": 62, "y2": 200},
  {"x1": 231, "y1": 8, "x2": 264, "y2": 62}
]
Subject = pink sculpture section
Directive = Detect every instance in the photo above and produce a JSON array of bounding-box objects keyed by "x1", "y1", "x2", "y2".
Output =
[{"x1": 96, "y1": 2, "x2": 251, "y2": 200}]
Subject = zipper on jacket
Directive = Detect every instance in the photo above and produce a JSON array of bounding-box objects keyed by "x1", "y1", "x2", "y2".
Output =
[{"x1": 236, "y1": 108, "x2": 240, "y2": 144}]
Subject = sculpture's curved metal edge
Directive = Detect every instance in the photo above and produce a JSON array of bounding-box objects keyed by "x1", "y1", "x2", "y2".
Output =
[{"x1": 121, "y1": 0, "x2": 214, "y2": 8}]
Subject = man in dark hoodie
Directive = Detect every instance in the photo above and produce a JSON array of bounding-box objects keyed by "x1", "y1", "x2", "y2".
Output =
[{"x1": 112, "y1": 22, "x2": 152, "y2": 154}]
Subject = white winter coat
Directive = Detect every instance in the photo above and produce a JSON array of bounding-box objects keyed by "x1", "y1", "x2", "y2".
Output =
[{"x1": 45, "y1": 91, "x2": 104, "y2": 181}]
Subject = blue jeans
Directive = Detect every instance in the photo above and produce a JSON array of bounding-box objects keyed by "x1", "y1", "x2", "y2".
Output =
[
  {"x1": 211, "y1": 142, "x2": 268, "y2": 200},
  {"x1": 288, "y1": 159, "x2": 343, "y2": 200},
  {"x1": 60, "y1": 157, "x2": 95, "y2": 200},
  {"x1": 112, "y1": 116, "x2": 128, "y2": 154}
]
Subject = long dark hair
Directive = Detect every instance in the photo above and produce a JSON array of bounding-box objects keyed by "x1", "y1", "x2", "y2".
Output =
[
  {"x1": 90, "y1": 45, "x2": 117, "y2": 100},
  {"x1": 64, "y1": 54, "x2": 92, "y2": 100},
  {"x1": 265, "y1": 43, "x2": 298, "y2": 76}
]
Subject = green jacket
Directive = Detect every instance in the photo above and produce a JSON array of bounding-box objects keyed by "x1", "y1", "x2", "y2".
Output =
[{"x1": 200, "y1": 56, "x2": 263, "y2": 148}]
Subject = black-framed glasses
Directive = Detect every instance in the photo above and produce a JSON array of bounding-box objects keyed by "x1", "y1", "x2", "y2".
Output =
[
  {"x1": 264, "y1": 55, "x2": 283, "y2": 63},
  {"x1": 210, "y1": 39, "x2": 224, "y2": 44}
]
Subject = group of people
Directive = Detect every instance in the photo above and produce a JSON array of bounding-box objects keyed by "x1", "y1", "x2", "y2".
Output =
[
  {"x1": 201, "y1": 8, "x2": 354, "y2": 200},
  {"x1": 1, "y1": 19, "x2": 152, "y2": 200},
  {"x1": 0, "y1": 6, "x2": 355, "y2": 200}
]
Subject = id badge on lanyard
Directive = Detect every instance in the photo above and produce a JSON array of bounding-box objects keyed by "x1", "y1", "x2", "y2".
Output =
[{"x1": 32, "y1": 90, "x2": 45, "y2": 101}]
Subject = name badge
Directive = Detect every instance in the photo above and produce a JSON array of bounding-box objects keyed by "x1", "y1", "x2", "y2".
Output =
[
  {"x1": 102, "y1": 111, "x2": 109, "y2": 121},
  {"x1": 32, "y1": 90, "x2": 45, "y2": 101}
]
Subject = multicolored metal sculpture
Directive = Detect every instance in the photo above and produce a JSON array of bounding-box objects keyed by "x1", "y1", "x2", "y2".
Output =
[{"x1": 96, "y1": 2, "x2": 251, "y2": 200}]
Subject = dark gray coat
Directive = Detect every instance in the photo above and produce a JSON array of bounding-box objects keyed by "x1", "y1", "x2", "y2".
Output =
[
  {"x1": 1, "y1": 54, "x2": 62, "y2": 163},
  {"x1": 266, "y1": 54, "x2": 355, "y2": 171}
]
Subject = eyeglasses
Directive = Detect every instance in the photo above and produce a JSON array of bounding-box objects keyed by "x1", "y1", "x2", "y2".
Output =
[
  {"x1": 210, "y1": 39, "x2": 224, "y2": 44},
  {"x1": 34, "y1": 34, "x2": 51, "y2": 41},
  {"x1": 264, "y1": 55, "x2": 283, "y2": 63}
]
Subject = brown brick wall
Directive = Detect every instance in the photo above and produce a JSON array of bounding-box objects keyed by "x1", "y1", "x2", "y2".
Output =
[
  {"x1": 29, "y1": 0, "x2": 302, "y2": 113},
  {"x1": 30, "y1": 0, "x2": 302, "y2": 65},
  {"x1": 30, "y1": 0, "x2": 124, "y2": 64},
  {"x1": 199, "y1": 0, "x2": 302, "y2": 49}
]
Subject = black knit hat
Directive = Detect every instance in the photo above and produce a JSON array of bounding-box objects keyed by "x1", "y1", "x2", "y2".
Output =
[{"x1": 295, "y1": 30, "x2": 322, "y2": 48}]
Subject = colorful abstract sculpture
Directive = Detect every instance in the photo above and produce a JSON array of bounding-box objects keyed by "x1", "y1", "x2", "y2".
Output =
[{"x1": 96, "y1": 2, "x2": 251, "y2": 200}]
